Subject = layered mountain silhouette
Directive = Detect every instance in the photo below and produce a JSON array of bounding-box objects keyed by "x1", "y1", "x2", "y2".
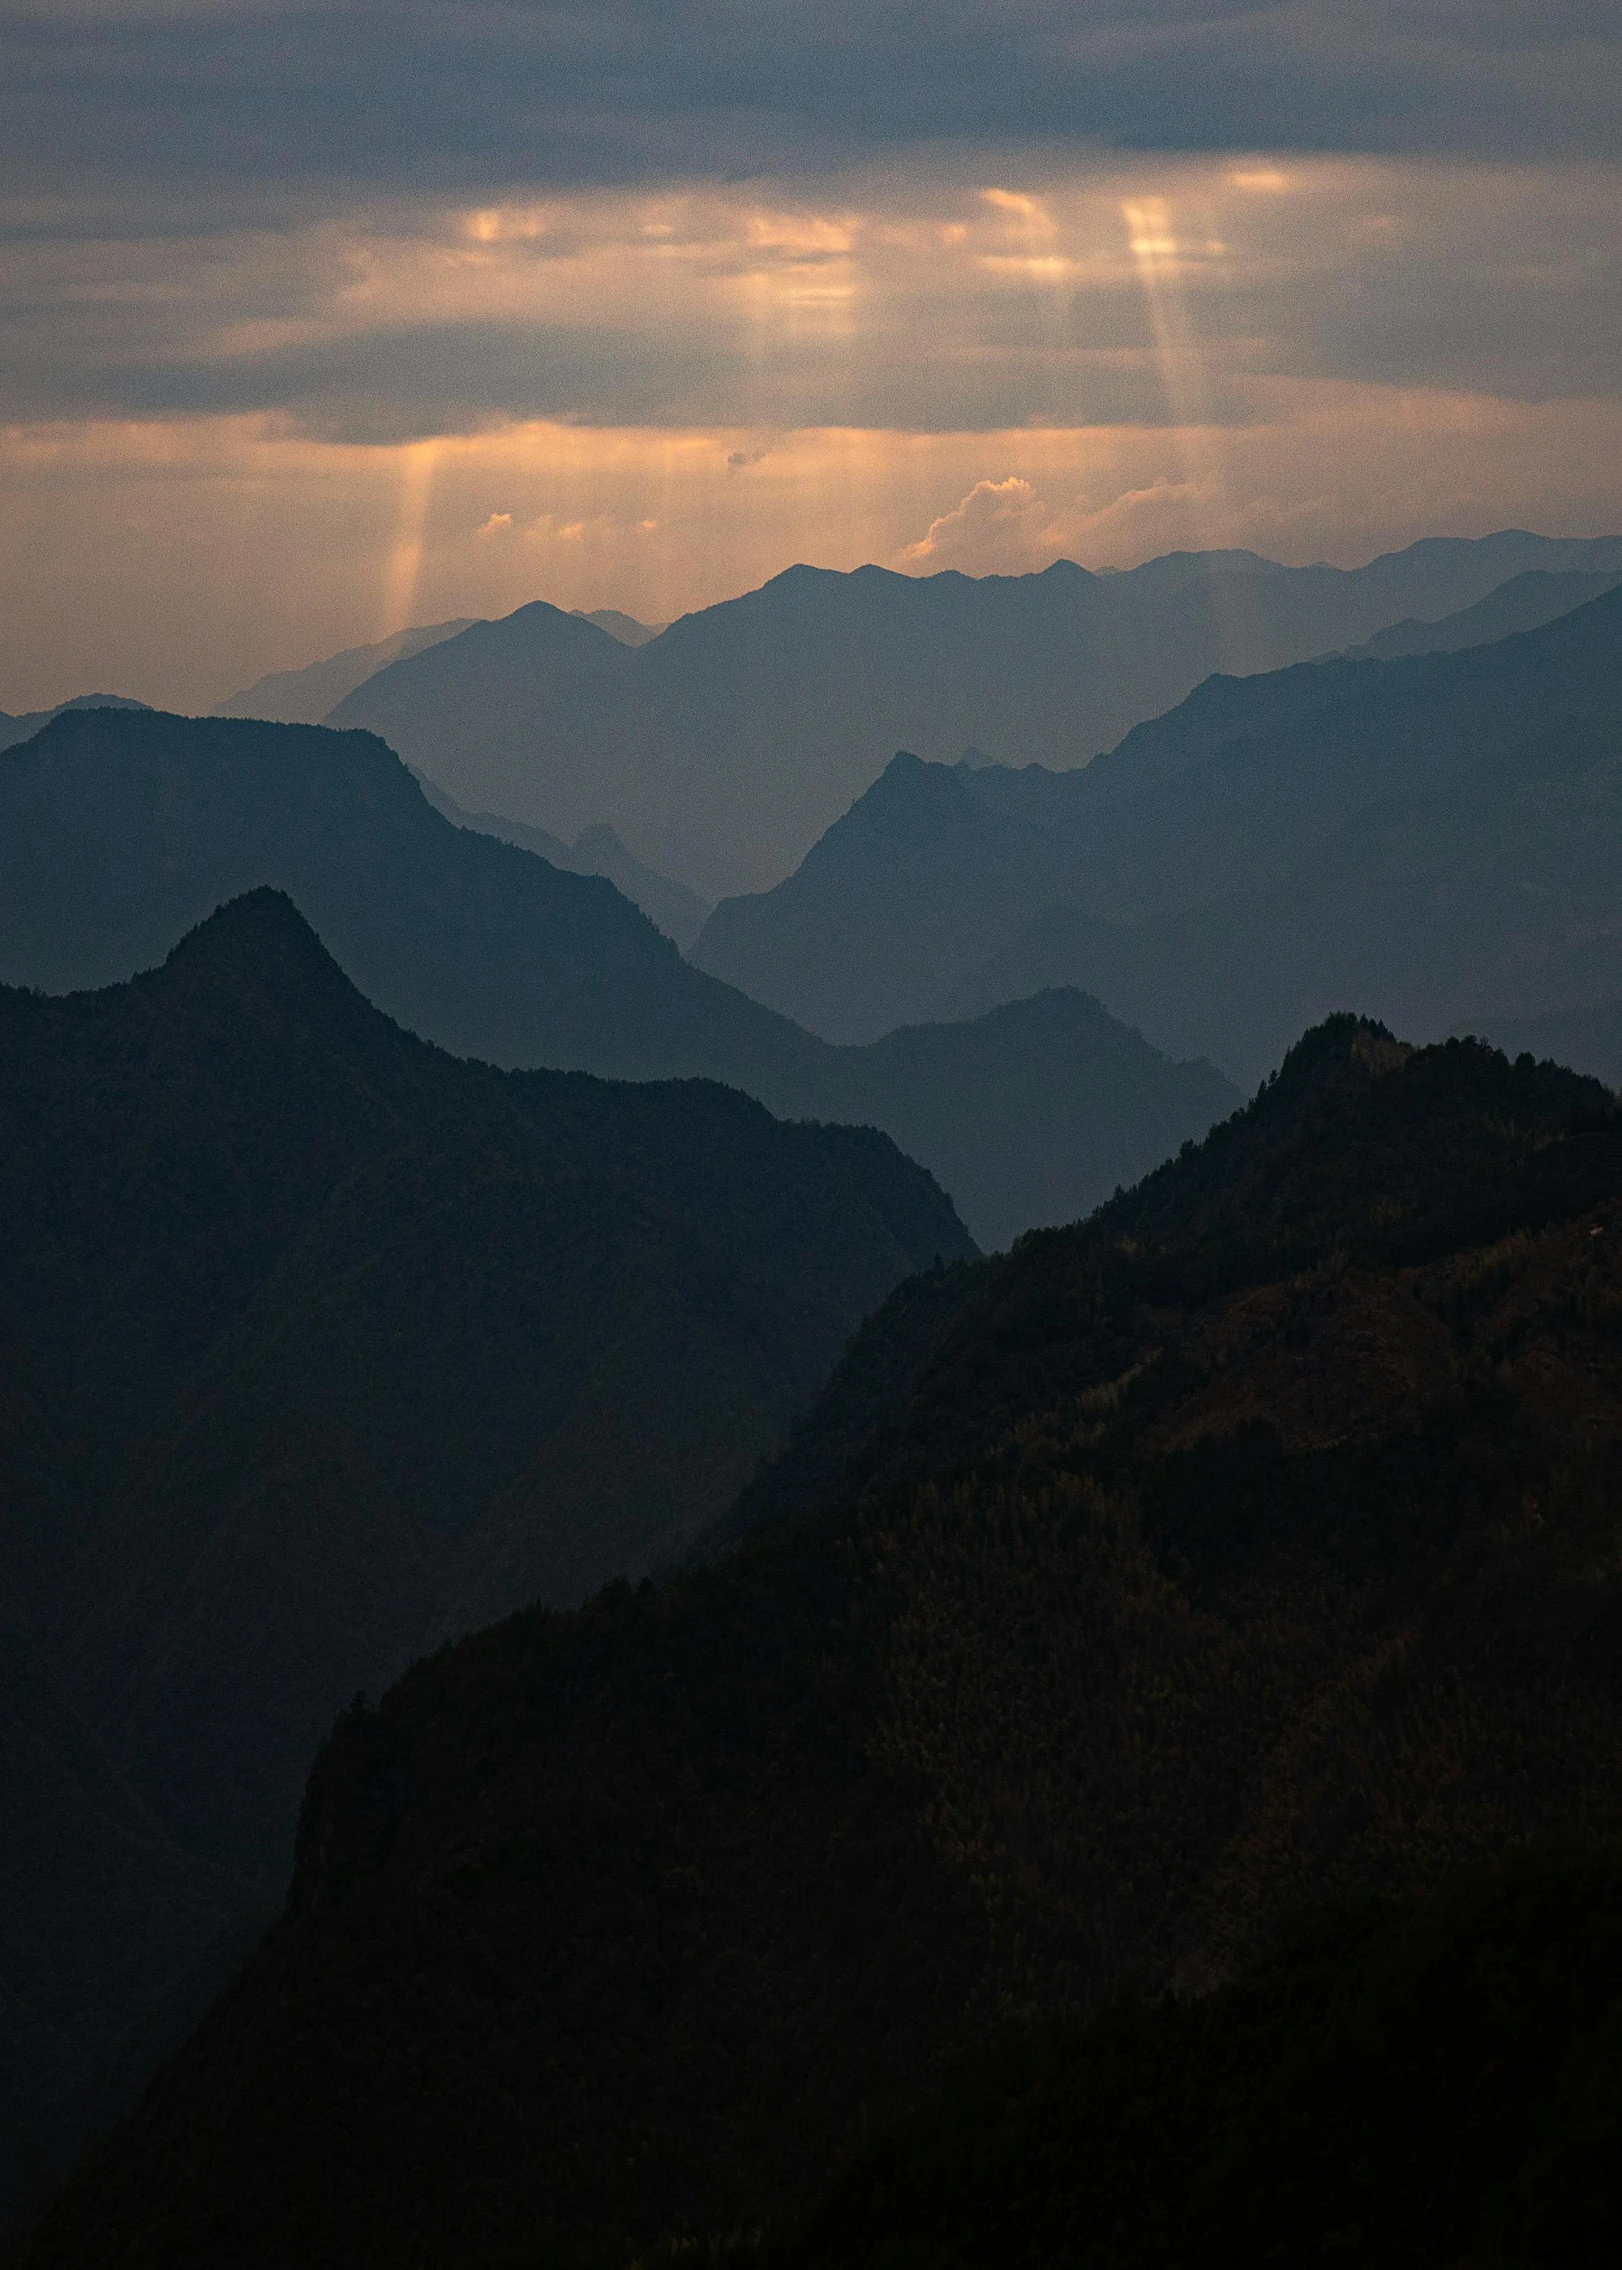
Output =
[
  {"x1": 0, "y1": 707, "x2": 1236, "y2": 1246},
  {"x1": 572, "y1": 607, "x2": 666, "y2": 645},
  {"x1": 0, "y1": 887, "x2": 971, "y2": 2220},
  {"x1": 210, "y1": 609, "x2": 665, "y2": 729},
  {"x1": 1338, "y1": 564, "x2": 1621, "y2": 660},
  {"x1": 412, "y1": 769, "x2": 712, "y2": 949},
  {"x1": 211, "y1": 619, "x2": 476, "y2": 724},
  {"x1": 0, "y1": 693, "x2": 149, "y2": 755},
  {"x1": 694, "y1": 584, "x2": 1622, "y2": 1085},
  {"x1": 22, "y1": 1019, "x2": 1622, "y2": 2268},
  {"x1": 323, "y1": 532, "x2": 1622, "y2": 896}
]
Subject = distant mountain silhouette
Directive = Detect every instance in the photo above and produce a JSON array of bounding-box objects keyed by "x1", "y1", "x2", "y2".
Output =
[
  {"x1": 413, "y1": 770, "x2": 712, "y2": 948},
  {"x1": 323, "y1": 533, "x2": 1622, "y2": 897},
  {"x1": 211, "y1": 618, "x2": 477, "y2": 724},
  {"x1": 0, "y1": 692, "x2": 149, "y2": 754},
  {"x1": 572, "y1": 607, "x2": 667, "y2": 645},
  {"x1": 1339, "y1": 565, "x2": 1621, "y2": 660},
  {"x1": 0, "y1": 708, "x2": 1236, "y2": 1245},
  {"x1": 804, "y1": 990, "x2": 1235, "y2": 1253},
  {"x1": 0, "y1": 886, "x2": 970, "y2": 2217},
  {"x1": 693, "y1": 585, "x2": 1622, "y2": 1085},
  {"x1": 24, "y1": 1019, "x2": 1622, "y2": 2270}
]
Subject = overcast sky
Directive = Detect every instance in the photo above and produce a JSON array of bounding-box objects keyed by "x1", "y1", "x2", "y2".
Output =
[{"x1": 3, "y1": 1, "x2": 1620, "y2": 708}]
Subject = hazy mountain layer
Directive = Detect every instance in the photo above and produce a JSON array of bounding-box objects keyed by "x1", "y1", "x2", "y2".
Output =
[
  {"x1": 694, "y1": 585, "x2": 1622, "y2": 1083},
  {"x1": 211, "y1": 608, "x2": 663, "y2": 733},
  {"x1": 413, "y1": 770, "x2": 712, "y2": 949},
  {"x1": 323, "y1": 534, "x2": 1622, "y2": 898},
  {"x1": 22, "y1": 1022, "x2": 1622, "y2": 2268},
  {"x1": 0, "y1": 888, "x2": 969, "y2": 2219},
  {"x1": 211, "y1": 619, "x2": 477, "y2": 724},
  {"x1": 0, "y1": 708, "x2": 1235, "y2": 1245},
  {"x1": 572, "y1": 608, "x2": 666, "y2": 646},
  {"x1": 1339, "y1": 564, "x2": 1621, "y2": 660}
]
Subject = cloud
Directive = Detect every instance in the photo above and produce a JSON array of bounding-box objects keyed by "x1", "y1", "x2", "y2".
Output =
[
  {"x1": 897, "y1": 473, "x2": 1221, "y2": 575},
  {"x1": 475, "y1": 510, "x2": 512, "y2": 535},
  {"x1": 2, "y1": 159, "x2": 1618, "y2": 440},
  {"x1": 900, "y1": 477, "x2": 1061, "y2": 573},
  {"x1": 2, "y1": 2, "x2": 1618, "y2": 212},
  {"x1": 2, "y1": 6, "x2": 1620, "y2": 706}
]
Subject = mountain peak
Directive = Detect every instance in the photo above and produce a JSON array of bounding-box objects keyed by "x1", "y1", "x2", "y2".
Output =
[
  {"x1": 148, "y1": 888, "x2": 388, "y2": 1046},
  {"x1": 163, "y1": 884, "x2": 325, "y2": 966},
  {"x1": 1101, "y1": 1013, "x2": 1616, "y2": 1267}
]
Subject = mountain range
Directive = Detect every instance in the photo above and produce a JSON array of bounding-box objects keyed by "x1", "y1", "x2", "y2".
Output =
[
  {"x1": 0, "y1": 886, "x2": 972, "y2": 2223},
  {"x1": 1338, "y1": 564, "x2": 1620, "y2": 661},
  {"x1": 322, "y1": 531, "x2": 1622, "y2": 897},
  {"x1": 693, "y1": 583, "x2": 1622, "y2": 1086},
  {"x1": 0, "y1": 706, "x2": 1236, "y2": 1247},
  {"x1": 11, "y1": 531, "x2": 1622, "y2": 2270},
  {"x1": 20, "y1": 1015, "x2": 1622, "y2": 2268}
]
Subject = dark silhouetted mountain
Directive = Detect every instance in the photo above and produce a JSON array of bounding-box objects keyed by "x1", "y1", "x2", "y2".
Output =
[
  {"x1": 694, "y1": 585, "x2": 1622, "y2": 1084},
  {"x1": 413, "y1": 770, "x2": 712, "y2": 948},
  {"x1": 324, "y1": 533, "x2": 1622, "y2": 898},
  {"x1": 0, "y1": 694, "x2": 150, "y2": 755},
  {"x1": 22, "y1": 1022, "x2": 1622, "y2": 2270},
  {"x1": 572, "y1": 608, "x2": 667, "y2": 645},
  {"x1": 0, "y1": 708, "x2": 1235, "y2": 1245},
  {"x1": 211, "y1": 619, "x2": 477, "y2": 724},
  {"x1": 1339, "y1": 565, "x2": 1621, "y2": 660},
  {"x1": 0, "y1": 887, "x2": 969, "y2": 2223}
]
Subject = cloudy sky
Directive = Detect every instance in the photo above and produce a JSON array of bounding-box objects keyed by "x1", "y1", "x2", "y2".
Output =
[{"x1": 3, "y1": 1, "x2": 1620, "y2": 710}]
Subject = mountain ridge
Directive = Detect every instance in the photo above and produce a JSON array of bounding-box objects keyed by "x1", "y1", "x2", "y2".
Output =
[
  {"x1": 0, "y1": 707, "x2": 1237, "y2": 1246},
  {"x1": 325, "y1": 532, "x2": 1622, "y2": 898},
  {"x1": 211, "y1": 620, "x2": 477, "y2": 724},
  {"x1": 692, "y1": 584, "x2": 1622, "y2": 1081}
]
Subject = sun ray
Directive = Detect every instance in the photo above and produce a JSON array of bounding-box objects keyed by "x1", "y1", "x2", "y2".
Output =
[
  {"x1": 1120, "y1": 194, "x2": 1246, "y2": 665},
  {"x1": 380, "y1": 438, "x2": 439, "y2": 636}
]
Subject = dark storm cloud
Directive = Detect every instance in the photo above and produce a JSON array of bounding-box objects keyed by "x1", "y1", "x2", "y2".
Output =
[
  {"x1": 2, "y1": 0, "x2": 1618, "y2": 215},
  {"x1": 0, "y1": 315, "x2": 727, "y2": 436}
]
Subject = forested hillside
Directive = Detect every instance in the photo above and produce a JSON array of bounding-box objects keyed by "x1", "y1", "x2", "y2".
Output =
[
  {"x1": 22, "y1": 1019, "x2": 1622, "y2": 2268},
  {"x1": 718, "y1": 1845, "x2": 1622, "y2": 2270}
]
